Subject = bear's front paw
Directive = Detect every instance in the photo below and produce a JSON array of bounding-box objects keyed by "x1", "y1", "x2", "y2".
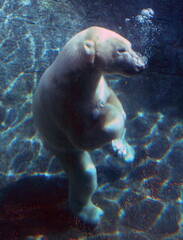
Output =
[
  {"x1": 78, "y1": 203, "x2": 104, "y2": 225},
  {"x1": 112, "y1": 138, "x2": 135, "y2": 163}
]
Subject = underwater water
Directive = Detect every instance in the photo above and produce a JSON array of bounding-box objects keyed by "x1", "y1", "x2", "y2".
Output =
[{"x1": 0, "y1": 0, "x2": 182, "y2": 239}]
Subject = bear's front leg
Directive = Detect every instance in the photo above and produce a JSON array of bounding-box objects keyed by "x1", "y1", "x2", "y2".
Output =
[
  {"x1": 60, "y1": 150, "x2": 104, "y2": 225},
  {"x1": 101, "y1": 104, "x2": 135, "y2": 163},
  {"x1": 106, "y1": 89, "x2": 135, "y2": 162},
  {"x1": 111, "y1": 128, "x2": 135, "y2": 162}
]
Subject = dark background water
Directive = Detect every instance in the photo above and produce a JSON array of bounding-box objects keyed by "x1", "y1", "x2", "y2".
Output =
[{"x1": 0, "y1": 0, "x2": 182, "y2": 239}]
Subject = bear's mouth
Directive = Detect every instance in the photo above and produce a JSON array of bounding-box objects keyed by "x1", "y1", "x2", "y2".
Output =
[{"x1": 121, "y1": 63, "x2": 147, "y2": 77}]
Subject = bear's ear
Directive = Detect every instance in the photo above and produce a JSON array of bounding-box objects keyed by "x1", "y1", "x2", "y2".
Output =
[{"x1": 83, "y1": 40, "x2": 95, "y2": 64}]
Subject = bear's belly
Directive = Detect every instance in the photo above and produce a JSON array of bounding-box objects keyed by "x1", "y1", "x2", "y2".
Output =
[{"x1": 34, "y1": 93, "x2": 75, "y2": 153}]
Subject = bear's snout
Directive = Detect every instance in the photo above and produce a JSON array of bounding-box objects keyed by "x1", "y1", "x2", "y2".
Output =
[
  {"x1": 134, "y1": 55, "x2": 147, "y2": 72},
  {"x1": 129, "y1": 51, "x2": 147, "y2": 74},
  {"x1": 119, "y1": 51, "x2": 147, "y2": 76}
]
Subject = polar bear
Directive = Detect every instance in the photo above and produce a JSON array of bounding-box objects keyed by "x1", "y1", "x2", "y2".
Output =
[{"x1": 33, "y1": 26, "x2": 146, "y2": 225}]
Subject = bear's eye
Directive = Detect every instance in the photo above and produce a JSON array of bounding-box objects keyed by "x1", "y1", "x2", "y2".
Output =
[{"x1": 116, "y1": 49, "x2": 126, "y2": 55}]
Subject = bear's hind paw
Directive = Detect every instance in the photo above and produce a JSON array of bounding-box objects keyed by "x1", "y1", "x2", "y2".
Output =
[{"x1": 77, "y1": 203, "x2": 104, "y2": 225}]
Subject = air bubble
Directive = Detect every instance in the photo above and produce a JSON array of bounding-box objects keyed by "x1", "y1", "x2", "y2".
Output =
[
  {"x1": 125, "y1": 8, "x2": 160, "y2": 58},
  {"x1": 141, "y1": 8, "x2": 154, "y2": 19}
]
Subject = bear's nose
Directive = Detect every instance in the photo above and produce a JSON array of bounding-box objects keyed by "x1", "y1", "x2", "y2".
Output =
[
  {"x1": 136, "y1": 61, "x2": 146, "y2": 72},
  {"x1": 135, "y1": 56, "x2": 148, "y2": 72}
]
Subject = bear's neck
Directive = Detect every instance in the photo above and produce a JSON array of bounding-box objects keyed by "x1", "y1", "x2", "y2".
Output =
[
  {"x1": 68, "y1": 67, "x2": 103, "y2": 102},
  {"x1": 54, "y1": 55, "x2": 103, "y2": 102}
]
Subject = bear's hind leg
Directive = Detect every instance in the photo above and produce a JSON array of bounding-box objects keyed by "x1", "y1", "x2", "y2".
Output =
[{"x1": 61, "y1": 150, "x2": 104, "y2": 225}]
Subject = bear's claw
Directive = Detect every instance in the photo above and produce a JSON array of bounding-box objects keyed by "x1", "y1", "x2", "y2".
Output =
[{"x1": 112, "y1": 138, "x2": 135, "y2": 163}]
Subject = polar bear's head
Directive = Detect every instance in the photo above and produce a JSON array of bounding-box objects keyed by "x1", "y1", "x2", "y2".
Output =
[{"x1": 83, "y1": 26, "x2": 147, "y2": 76}]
